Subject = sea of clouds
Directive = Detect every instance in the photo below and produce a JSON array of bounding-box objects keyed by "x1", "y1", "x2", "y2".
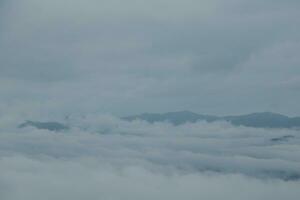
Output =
[
  {"x1": 0, "y1": 114, "x2": 300, "y2": 200},
  {"x1": 1, "y1": 0, "x2": 300, "y2": 199}
]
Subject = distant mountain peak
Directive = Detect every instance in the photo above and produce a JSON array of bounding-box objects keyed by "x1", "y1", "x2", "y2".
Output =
[
  {"x1": 123, "y1": 111, "x2": 300, "y2": 128},
  {"x1": 165, "y1": 110, "x2": 197, "y2": 115},
  {"x1": 19, "y1": 120, "x2": 69, "y2": 132},
  {"x1": 242, "y1": 112, "x2": 288, "y2": 117}
]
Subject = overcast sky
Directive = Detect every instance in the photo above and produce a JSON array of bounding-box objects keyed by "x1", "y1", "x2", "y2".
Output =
[
  {"x1": 1, "y1": 0, "x2": 300, "y2": 118},
  {"x1": 1, "y1": 2, "x2": 300, "y2": 199}
]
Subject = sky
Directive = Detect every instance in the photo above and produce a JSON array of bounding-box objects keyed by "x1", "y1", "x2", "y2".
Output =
[
  {"x1": 1, "y1": 2, "x2": 300, "y2": 199},
  {"x1": 0, "y1": 0, "x2": 300, "y2": 119}
]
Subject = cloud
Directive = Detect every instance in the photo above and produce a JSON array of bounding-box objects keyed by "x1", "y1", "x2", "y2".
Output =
[
  {"x1": 1, "y1": 1, "x2": 300, "y2": 199},
  {"x1": 1, "y1": 156, "x2": 300, "y2": 200},
  {"x1": 0, "y1": 117, "x2": 300, "y2": 199},
  {"x1": 1, "y1": 115, "x2": 300, "y2": 199},
  {"x1": 0, "y1": 0, "x2": 300, "y2": 116}
]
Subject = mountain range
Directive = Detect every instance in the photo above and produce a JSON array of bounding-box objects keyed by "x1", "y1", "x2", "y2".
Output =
[
  {"x1": 123, "y1": 111, "x2": 300, "y2": 128},
  {"x1": 18, "y1": 111, "x2": 300, "y2": 132},
  {"x1": 18, "y1": 120, "x2": 69, "y2": 131}
]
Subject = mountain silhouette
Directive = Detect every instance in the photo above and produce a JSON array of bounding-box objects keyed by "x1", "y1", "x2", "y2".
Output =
[
  {"x1": 18, "y1": 120, "x2": 69, "y2": 131},
  {"x1": 123, "y1": 111, "x2": 300, "y2": 128}
]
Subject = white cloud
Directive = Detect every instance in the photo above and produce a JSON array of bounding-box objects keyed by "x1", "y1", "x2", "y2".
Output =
[
  {"x1": 1, "y1": 1, "x2": 300, "y2": 199},
  {"x1": 1, "y1": 156, "x2": 300, "y2": 200},
  {"x1": 0, "y1": 115, "x2": 300, "y2": 199}
]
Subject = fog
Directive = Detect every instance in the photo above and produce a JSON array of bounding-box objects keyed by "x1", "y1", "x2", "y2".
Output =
[
  {"x1": 1, "y1": 0, "x2": 300, "y2": 199},
  {"x1": 0, "y1": 115, "x2": 299, "y2": 199}
]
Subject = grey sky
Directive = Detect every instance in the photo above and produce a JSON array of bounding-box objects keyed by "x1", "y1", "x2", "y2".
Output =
[{"x1": 1, "y1": 0, "x2": 300, "y2": 117}]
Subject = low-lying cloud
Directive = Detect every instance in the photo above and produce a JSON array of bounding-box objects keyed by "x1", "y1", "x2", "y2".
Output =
[{"x1": 0, "y1": 115, "x2": 299, "y2": 199}]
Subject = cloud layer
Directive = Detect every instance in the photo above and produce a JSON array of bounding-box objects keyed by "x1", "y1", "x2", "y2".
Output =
[
  {"x1": 1, "y1": 1, "x2": 300, "y2": 199},
  {"x1": 0, "y1": 0, "x2": 300, "y2": 116},
  {"x1": 0, "y1": 115, "x2": 300, "y2": 199}
]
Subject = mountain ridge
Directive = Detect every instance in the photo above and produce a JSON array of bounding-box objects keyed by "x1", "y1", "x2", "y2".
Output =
[
  {"x1": 123, "y1": 111, "x2": 300, "y2": 128},
  {"x1": 18, "y1": 120, "x2": 69, "y2": 131}
]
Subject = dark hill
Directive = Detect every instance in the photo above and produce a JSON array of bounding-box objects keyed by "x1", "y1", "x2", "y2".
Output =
[{"x1": 123, "y1": 111, "x2": 300, "y2": 128}]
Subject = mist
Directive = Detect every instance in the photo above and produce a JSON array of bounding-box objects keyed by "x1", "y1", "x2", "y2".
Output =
[
  {"x1": 1, "y1": 0, "x2": 300, "y2": 199},
  {"x1": 0, "y1": 115, "x2": 300, "y2": 199}
]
